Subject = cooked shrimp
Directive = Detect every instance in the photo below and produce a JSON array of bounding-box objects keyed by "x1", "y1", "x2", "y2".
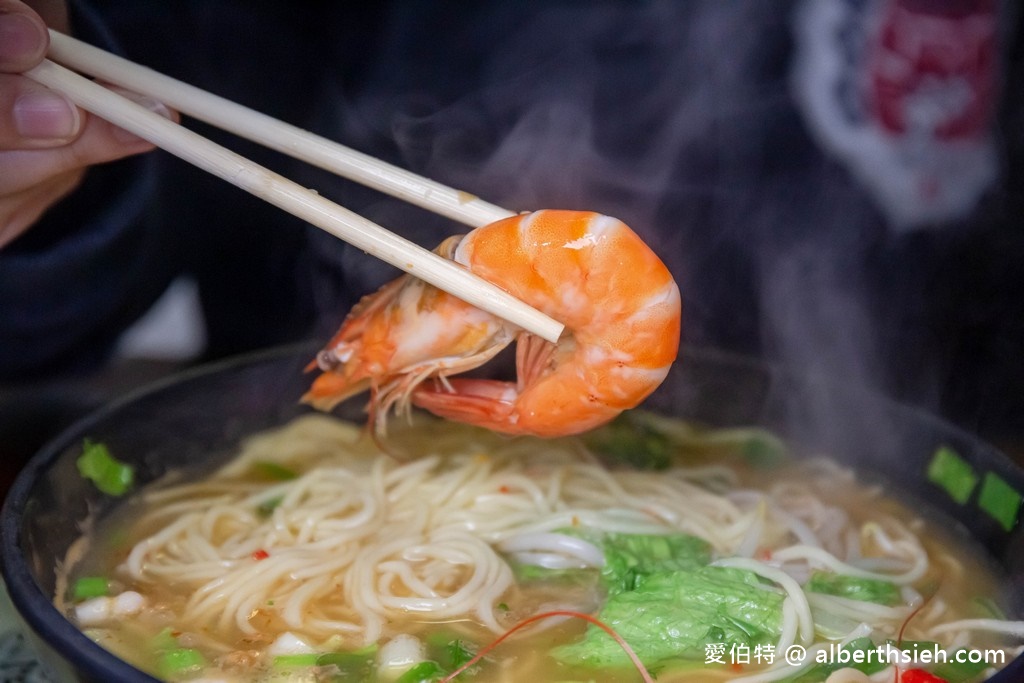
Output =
[{"x1": 303, "y1": 210, "x2": 681, "y2": 437}]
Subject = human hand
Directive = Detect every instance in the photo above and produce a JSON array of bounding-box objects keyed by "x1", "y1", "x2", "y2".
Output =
[{"x1": 0, "y1": 0, "x2": 176, "y2": 247}]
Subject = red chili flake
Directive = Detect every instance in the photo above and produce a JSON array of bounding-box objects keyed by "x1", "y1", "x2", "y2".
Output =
[
  {"x1": 757, "y1": 548, "x2": 773, "y2": 561},
  {"x1": 901, "y1": 669, "x2": 947, "y2": 683},
  {"x1": 498, "y1": 485, "x2": 510, "y2": 494},
  {"x1": 252, "y1": 549, "x2": 270, "y2": 561},
  {"x1": 729, "y1": 663, "x2": 744, "y2": 672}
]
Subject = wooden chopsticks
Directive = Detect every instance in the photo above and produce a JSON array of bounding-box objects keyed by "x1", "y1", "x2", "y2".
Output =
[
  {"x1": 46, "y1": 31, "x2": 515, "y2": 230},
  {"x1": 26, "y1": 32, "x2": 563, "y2": 344}
]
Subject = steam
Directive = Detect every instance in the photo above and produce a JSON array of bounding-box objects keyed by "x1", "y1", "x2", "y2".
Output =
[
  {"x1": 387, "y1": 2, "x2": 781, "y2": 245},
  {"x1": 316, "y1": 1, "x2": 1001, "y2": 442},
  {"x1": 370, "y1": 4, "x2": 887, "y2": 392}
]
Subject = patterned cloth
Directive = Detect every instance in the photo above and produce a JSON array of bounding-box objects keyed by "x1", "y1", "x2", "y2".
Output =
[{"x1": 0, "y1": 631, "x2": 49, "y2": 683}]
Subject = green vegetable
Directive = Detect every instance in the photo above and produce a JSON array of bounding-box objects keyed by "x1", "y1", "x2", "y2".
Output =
[
  {"x1": 76, "y1": 439, "x2": 134, "y2": 496},
  {"x1": 584, "y1": 411, "x2": 788, "y2": 470},
  {"x1": 738, "y1": 432, "x2": 788, "y2": 468},
  {"x1": 511, "y1": 563, "x2": 598, "y2": 585},
  {"x1": 72, "y1": 576, "x2": 108, "y2": 600},
  {"x1": 420, "y1": 634, "x2": 481, "y2": 678},
  {"x1": 272, "y1": 649, "x2": 378, "y2": 679},
  {"x1": 440, "y1": 639, "x2": 476, "y2": 672},
  {"x1": 926, "y1": 446, "x2": 978, "y2": 504},
  {"x1": 256, "y1": 495, "x2": 285, "y2": 517},
  {"x1": 273, "y1": 653, "x2": 320, "y2": 667},
  {"x1": 601, "y1": 533, "x2": 711, "y2": 594},
  {"x1": 317, "y1": 650, "x2": 376, "y2": 666},
  {"x1": 395, "y1": 660, "x2": 445, "y2": 683},
  {"x1": 322, "y1": 648, "x2": 378, "y2": 681},
  {"x1": 583, "y1": 412, "x2": 673, "y2": 470},
  {"x1": 978, "y1": 472, "x2": 1022, "y2": 532},
  {"x1": 553, "y1": 566, "x2": 783, "y2": 667},
  {"x1": 252, "y1": 461, "x2": 299, "y2": 481},
  {"x1": 932, "y1": 648, "x2": 991, "y2": 683},
  {"x1": 787, "y1": 637, "x2": 887, "y2": 682},
  {"x1": 157, "y1": 648, "x2": 207, "y2": 679},
  {"x1": 150, "y1": 627, "x2": 179, "y2": 652},
  {"x1": 805, "y1": 571, "x2": 901, "y2": 606},
  {"x1": 151, "y1": 628, "x2": 212, "y2": 680}
]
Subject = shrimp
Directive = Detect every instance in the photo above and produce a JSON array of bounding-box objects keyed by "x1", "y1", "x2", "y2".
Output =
[{"x1": 303, "y1": 210, "x2": 681, "y2": 437}]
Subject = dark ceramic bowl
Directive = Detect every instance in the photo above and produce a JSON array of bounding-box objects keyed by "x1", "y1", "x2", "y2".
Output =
[{"x1": 3, "y1": 343, "x2": 1023, "y2": 681}]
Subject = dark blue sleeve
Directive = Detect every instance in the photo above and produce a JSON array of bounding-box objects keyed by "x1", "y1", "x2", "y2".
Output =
[{"x1": 0, "y1": 1, "x2": 175, "y2": 380}]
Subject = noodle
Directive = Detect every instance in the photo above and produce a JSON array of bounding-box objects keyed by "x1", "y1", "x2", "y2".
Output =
[{"x1": 60, "y1": 413, "x2": 1024, "y2": 682}]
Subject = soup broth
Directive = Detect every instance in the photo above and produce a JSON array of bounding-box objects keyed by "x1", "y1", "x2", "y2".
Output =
[{"x1": 58, "y1": 413, "x2": 1023, "y2": 682}]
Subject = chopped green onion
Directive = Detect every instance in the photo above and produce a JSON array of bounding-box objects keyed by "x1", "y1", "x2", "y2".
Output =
[
  {"x1": 150, "y1": 627, "x2": 180, "y2": 652},
  {"x1": 395, "y1": 660, "x2": 444, "y2": 683},
  {"x1": 933, "y1": 649, "x2": 991, "y2": 683},
  {"x1": 322, "y1": 648, "x2": 378, "y2": 681},
  {"x1": 257, "y1": 495, "x2": 285, "y2": 517},
  {"x1": 316, "y1": 651, "x2": 375, "y2": 666},
  {"x1": 926, "y1": 446, "x2": 978, "y2": 504},
  {"x1": 789, "y1": 637, "x2": 887, "y2": 682},
  {"x1": 157, "y1": 648, "x2": 207, "y2": 679},
  {"x1": 978, "y1": 472, "x2": 1022, "y2": 532},
  {"x1": 273, "y1": 653, "x2": 321, "y2": 667},
  {"x1": 72, "y1": 576, "x2": 108, "y2": 600},
  {"x1": 252, "y1": 461, "x2": 299, "y2": 481},
  {"x1": 806, "y1": 571, "x2": 901, "y2": 606},
  {"x1": 76, "y1": 439, "x2": 134, "y2": 496}
]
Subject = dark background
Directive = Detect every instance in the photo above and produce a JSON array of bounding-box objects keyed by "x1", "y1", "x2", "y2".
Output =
[{"x1": 1, "y1": 0, "x2": 1022, "y2": 492}]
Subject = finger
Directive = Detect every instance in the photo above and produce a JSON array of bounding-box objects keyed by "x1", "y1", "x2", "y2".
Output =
[
  {"x1": 0, "y1": 93, "x2": 176, "y2": 194},
  {"x1": 0, "y1": 0, "x2": 48, "y2": 72},
  {"x1": 0, "y1": 73, "x2": 82, "y2": 148}
]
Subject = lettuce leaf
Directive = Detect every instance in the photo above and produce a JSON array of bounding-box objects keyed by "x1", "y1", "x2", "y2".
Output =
[
  {"x1": 601, "y1": 533, "x2": 711, "y2": 594},
  {"x1": 552, "y1": 566, "x2": 783, "y2": 667}
]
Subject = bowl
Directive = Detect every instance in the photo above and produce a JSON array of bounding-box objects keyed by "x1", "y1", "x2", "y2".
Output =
[{"x1": 3, "y1": 343, "x2": 1024, "y2": 681}]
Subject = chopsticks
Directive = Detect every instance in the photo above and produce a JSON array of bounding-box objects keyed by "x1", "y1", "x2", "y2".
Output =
[
  {"x1": 45, "y1": 30, "x2": 515, "y2": 229},
  {"x1": 25, "y1": 36, "x2": 564, "y2": 344}
]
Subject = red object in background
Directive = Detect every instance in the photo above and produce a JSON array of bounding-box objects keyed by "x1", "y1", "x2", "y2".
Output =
[{"x1": 868, "y1": 0, "x2": 997, "y2": 140}]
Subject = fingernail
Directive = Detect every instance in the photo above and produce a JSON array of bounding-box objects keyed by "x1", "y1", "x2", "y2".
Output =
[
  {"x1": 14, "y1": 91, "x2": 80, "y2": 140},
  {"x1": 0, "y1": 13, "x2": 45, "y2": 62}
]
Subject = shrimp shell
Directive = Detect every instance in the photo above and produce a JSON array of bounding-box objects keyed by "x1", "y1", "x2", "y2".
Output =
[{"x1": 304, "y1": 210, "x2": 681, "y2": 438}]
